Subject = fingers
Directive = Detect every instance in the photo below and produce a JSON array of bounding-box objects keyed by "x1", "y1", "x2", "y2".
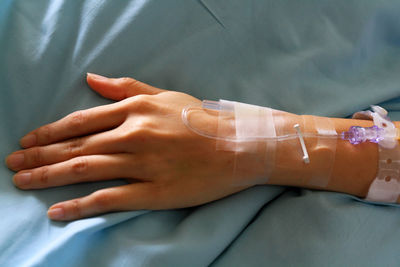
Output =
[
  {"x1": 86, "y1": 73, "x2": 166, "y2": 101},
  {"x1": 47, "y1": 183, "x2": 155, "y2": 221},
  {"x1": 6, "y1": 130, "x2": 124, "y2": 171},
  {"x1": 20, "y1": 102, "x2": 126, "y2": 148},
  {"x1": 12, "y1": 154, "x2": 147, "y2": 189}
]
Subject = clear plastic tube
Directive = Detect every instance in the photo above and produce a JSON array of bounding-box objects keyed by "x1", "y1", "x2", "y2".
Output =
[
  {"x1": 182, "y1": 100, "x2": 338, "y2": 142},
  {"x1": 182, "y1": 100, "x2": 391, "y2": 144}
]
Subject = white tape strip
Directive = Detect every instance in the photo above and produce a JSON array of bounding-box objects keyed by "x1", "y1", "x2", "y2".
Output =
[
  {"x1": 234, "y1": 101, "x2": 262, "y2": 152},
  {"x1": 366, "y1": 145, "x2": 400, "y2": 202},
  {"x1": 307, "y1": 116, "x2": 337, "y2": 188},
  {"x1": 216, "y1": 101, "x2": 278, "y2": 185},
  {"x1": 216, "y1": 100, "x2": 236, "y2": 151},
  {"x1": 365, "y1": 107, "x2": 400, "y2": 203}
]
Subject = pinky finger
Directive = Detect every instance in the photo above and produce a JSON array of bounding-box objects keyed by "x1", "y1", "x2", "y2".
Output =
[{"x1": 47, "y1": 183, "x2": 154, "y2": 221}]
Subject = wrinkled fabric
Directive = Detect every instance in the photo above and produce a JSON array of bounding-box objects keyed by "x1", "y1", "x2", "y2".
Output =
[{"x1": 1, "y1": 0, "x2": 400, "y2": 266}]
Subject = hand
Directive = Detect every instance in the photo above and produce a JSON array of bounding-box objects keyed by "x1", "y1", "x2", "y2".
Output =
[{"x1": 5, "y1": 74, "x2": 247, "y2": 221}]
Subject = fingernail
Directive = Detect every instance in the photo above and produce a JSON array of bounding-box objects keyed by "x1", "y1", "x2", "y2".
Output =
[
  {"x1": 87, "y1": 73, "x2": 108, "y2": 81},
  {"x1": 14, "y1": 172, "x2": 31, "y2": 185},
  {"x1": 6, "y1": 153, "x2": 24, "y2": 169},
  {"x1": 48, "y1": 207, "x2": 65, "y2": 220},
  {"x1": 20, "y1": 134, "x2": 36, "y2": 148}
]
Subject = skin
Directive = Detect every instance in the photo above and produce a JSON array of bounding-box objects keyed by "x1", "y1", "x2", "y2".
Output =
[
  {"x1": 5, "y1": 74, "x2": 248, "y2": 221},
  {"x1": 4, "y1": 73, "x2": 398, "y2": 221}
]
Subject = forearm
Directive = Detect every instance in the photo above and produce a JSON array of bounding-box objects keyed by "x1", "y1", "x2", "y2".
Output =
[{"x1": 266, "y1": 115, "x2": 389, "y2": 199}]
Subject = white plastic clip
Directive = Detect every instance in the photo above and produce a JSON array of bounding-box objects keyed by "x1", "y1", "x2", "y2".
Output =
[{"x1": 294, "y1": 124, "x2": 310, "y2": 164}]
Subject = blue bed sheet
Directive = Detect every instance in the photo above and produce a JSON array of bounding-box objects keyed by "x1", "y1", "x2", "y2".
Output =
[{"x1": 1, "y1": 0, "x2": 400, "y2": 266}]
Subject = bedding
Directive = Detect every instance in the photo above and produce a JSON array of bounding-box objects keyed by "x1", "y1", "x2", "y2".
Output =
[{"x1": 1, "y1": 0, "x2": 400, "y2": 266}]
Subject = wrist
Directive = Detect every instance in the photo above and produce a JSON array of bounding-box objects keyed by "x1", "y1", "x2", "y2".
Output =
[{"x1": 266, "y1": 115, "x2": 379, "y2": 199}]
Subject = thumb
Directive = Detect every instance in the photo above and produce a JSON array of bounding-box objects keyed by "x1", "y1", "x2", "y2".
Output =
[{"x1": 86, "y1": 73, "x2": 166, "y2": 101}]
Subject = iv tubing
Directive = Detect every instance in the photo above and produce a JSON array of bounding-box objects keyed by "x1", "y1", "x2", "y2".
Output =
[{"x1": 181, "y1": 105, "x2": 339, "y2": 142}]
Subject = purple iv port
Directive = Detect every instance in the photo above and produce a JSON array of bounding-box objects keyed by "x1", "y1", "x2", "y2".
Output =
[{"x1": 341, "y1": 125, "x2": 384, "y2": 144}]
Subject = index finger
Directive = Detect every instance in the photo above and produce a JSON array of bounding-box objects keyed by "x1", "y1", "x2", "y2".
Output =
[{"x1": 20, "y1": 102, "x2": 127, "y2": 148}]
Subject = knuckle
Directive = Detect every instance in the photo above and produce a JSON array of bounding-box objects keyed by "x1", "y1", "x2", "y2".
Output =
[
  {"x1": 120, "y1": 77, "x2": 139, "y2": 88},
  {"x1": 128, "y1": 95, "x2": 154, "y2": 112},
  {"x1": 135, "y1": 118, "x2": 155, "y2": 129},
  {"x1": 30, "y1": 147, "x2": 44, "y2": 165},
  {"x1": 119, "y1": 125, "x2": 152, "y2": 143},
  {"x1": 113, "y1": 99, "x2": 132, "y2": 115},
  {"x1": 67, "y1": 110, "x2": 86, "y2": 129},
  {"x1": 70, "y1": 199, "x2": 82, "y2": 218},
  {"x1": 142, "y1": 184, "x2": 164, "y2": 209},
  {"x1": 38, "y1": 125, "x2": 52, "y2": 143},
  {"x1": 92, "y1": 190, "x2": 114, "y2": 211},
  {"x1": 117, "y1": 131, "x2": 132, "y2": 144},
  {"x1": 39, "y1": 166, "x2": 50, "y2": 184},
  {"x1": 67, "y1": 138, "x2": 84, "y2": 157},
  {"x1": 71, "y1": 158, "x2": 89, "y2": 176}
]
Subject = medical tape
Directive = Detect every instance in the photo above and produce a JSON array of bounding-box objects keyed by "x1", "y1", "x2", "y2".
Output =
[
  {"x1": 204, "y1": 100, "x2": 278, "y2": 185},
  {"x1": 220, "y1": 102, "x2": 329, "y2": 186},
  {"x1": 183, "y1": 100, "x2": 400, "y2": 201},
  {"x1": 307, "y1": 116, "x2": 337, "y2": 188},
  {"x1": 233, "y1": 101, "x2": 263, "y2": 152},
  {"x1": 226, "y1": 101, "x2": 277, "y2": 185},
  {"x1": 215, "y1": 100, "x2": 236, "y2": 151},
  {"x1": 365, "y1": 108, "x2": 400, "y2": 203},
  {"x1": 182, "y1": 100, "x2": 337, "y2": 188},
  {"x1": 366, "y1": 145, "x2": 400, "y2": 202}
]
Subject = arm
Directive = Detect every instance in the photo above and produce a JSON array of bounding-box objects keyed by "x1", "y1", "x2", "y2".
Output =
[{"x1": 5, "y1": 74, "x2": 396, "y2": 221}]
